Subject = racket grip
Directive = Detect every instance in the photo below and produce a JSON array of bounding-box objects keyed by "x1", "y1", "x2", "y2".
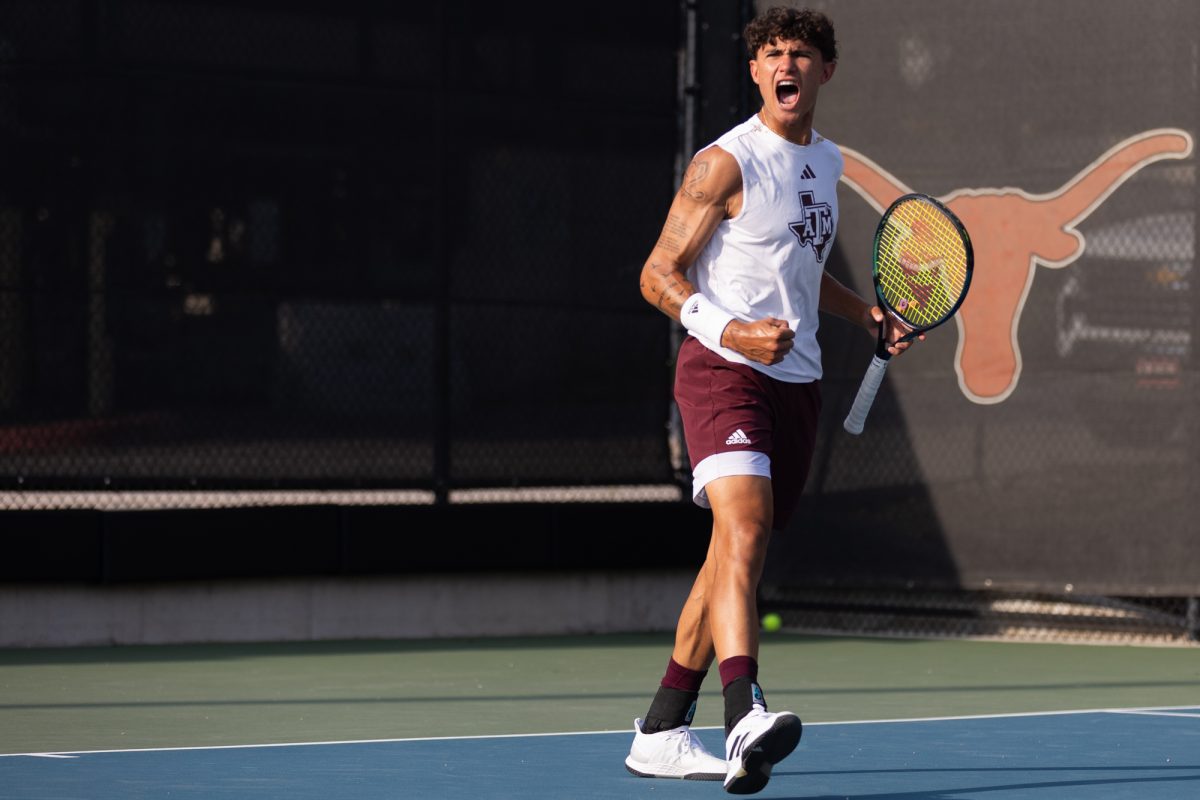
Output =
[{"x1": 843, "y1": 355, "x2": 891, "y2": 435}]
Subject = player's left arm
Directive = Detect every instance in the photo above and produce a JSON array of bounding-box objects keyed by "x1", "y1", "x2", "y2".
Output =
[{"x1": 818, "y1": 270, "x2": 919, "y2": 356}]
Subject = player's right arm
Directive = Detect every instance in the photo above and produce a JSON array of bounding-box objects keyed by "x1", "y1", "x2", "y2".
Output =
[
  {"x1": 638, "y1": 145, "x2": 737, "y2": 318},
  {"x1": 638, "y1": 146, "x2": 795, "y2": 366}
]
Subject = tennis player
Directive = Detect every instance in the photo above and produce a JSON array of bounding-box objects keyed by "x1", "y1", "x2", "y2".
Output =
[{"x1": 624, "y1": 7, "x2": 917, "y2": 794}]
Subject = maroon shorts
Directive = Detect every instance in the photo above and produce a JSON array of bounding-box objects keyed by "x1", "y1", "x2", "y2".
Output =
[{"x1": 673, "y1": 335, "x2": 821, "y2": 529}]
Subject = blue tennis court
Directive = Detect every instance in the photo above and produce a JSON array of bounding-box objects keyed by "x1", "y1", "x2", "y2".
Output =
[{"x1": 4, "y1": 707, "x2": 1197, "y2": 799}]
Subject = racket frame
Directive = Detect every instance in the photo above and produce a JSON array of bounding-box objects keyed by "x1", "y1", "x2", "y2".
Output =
[
  {"x1": 843, "y1": 193, "x2": 973, "y2": 435},
  {"x1": 870, "y1": 192, "x2": 973, "y2": 356}
]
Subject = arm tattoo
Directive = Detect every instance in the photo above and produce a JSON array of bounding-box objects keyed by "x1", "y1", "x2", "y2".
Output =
[
  {"x1": 680, "y1": 159, "x2": 710, "y2": 200},
  {"x1": 655, "y1": 214, "x2": 688, "y2": 254},
  {"x1": 658, "y1": 279, "x2": 685, "y2": 311},
  {"x1": 645, "y1": 261, "x2": 688, "y2": 313}
]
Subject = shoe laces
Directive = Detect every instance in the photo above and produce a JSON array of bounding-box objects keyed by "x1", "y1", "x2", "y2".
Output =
[{"x1": 662, "y1": 725, "x2": 706, "y2": 756}]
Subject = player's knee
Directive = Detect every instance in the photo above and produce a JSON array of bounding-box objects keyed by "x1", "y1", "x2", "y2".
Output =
[{"x1": 717, "y1": 521, "x2": 771, "y2": 574}]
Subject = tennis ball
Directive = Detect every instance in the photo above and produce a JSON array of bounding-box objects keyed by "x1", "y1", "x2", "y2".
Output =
[{"x1": 761, "y1": 612, "x2": 782, "y2": 632}]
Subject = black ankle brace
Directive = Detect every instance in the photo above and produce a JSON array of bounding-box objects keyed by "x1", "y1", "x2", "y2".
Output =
[
  {"x1": 642, "y1": 686, "x2": 699, "y2": 734},
  {"x1": 723, "y1": 677, "x2": 766, "y2": 736}
]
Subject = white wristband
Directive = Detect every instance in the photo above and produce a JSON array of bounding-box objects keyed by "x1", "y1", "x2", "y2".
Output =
[{"x1": 679, "y1": 293, "x2": 736, "y2": 346}]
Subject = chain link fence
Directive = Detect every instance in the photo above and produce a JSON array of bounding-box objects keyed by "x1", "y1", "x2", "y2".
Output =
[
  {"x1": 760, "y1": 585, "x2": 1200, "y2": 647},
  {"x1": 0, "y1": 1, "x2": 684, "y2": 509}
]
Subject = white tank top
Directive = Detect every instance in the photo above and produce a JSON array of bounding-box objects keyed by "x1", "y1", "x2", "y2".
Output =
[{"x1": 688, "y1": 114, "x2": 843, "y2": 382}]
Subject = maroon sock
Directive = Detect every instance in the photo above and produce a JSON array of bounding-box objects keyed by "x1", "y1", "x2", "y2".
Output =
[
  {"x1": 663, "y1": 658, "x2": 708, "y2": 692},
  {"x1": 718, "y1": 655, "x2": 758, "y2": 687}
]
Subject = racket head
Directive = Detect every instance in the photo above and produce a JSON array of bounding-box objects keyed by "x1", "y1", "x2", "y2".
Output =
[{"x1": 871, "y1": 193, "x2": 973, "y2": 335}]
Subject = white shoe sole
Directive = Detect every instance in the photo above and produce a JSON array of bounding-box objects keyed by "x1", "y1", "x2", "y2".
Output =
[
  {"x1": 625, "y1": 755, "x2": 724, "y2": 781},
  {"x1": 724, "y1": 714, "x2": 803, "y2": 794}
]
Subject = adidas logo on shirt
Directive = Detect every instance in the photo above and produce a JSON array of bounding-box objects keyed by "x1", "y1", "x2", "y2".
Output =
[
  {"x1": 726, "y1": 429, "x2": 751, "y2": 445},
  {"x1": 800, "y1": 164, "x2": 816, "y2": 180}
]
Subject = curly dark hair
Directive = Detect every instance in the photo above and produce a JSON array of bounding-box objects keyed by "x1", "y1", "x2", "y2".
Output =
[{"x1": 743, "y1": 6, "x2": 838, "y2": 63}]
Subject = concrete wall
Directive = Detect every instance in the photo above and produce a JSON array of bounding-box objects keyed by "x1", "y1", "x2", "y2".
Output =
[{"x1": 0, "y1": 569, "x2": 695, "y2": 647}]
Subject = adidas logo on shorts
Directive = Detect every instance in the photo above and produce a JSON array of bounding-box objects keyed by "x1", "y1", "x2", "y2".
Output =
[{"x1": 725, "y1": 429, "x2": 751, "y2": 445}]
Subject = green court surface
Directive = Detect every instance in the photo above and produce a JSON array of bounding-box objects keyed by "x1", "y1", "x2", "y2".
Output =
[{"x1": 1, "y1": 632, "x2": 1197, "y2": 755}]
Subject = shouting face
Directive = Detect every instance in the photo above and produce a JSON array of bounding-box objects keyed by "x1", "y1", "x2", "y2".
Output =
[{"x1": 749, "y1": 37, "x2": 836, "y2": 145}]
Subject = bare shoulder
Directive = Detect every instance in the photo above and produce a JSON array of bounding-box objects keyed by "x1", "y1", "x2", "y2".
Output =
[{"x1": 679, "y1": 145, "x2": 742, "y2": 206}]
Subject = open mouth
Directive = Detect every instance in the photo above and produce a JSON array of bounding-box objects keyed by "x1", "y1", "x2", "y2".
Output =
[{"x1": 776, "y1": 80, "x2": 799, "y2": 107}]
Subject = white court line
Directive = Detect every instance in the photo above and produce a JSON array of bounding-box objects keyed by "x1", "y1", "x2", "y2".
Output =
[
  {"x1": 798, "y1": 704, "x2": 1200, "y2": 727},
  {"x1": 3, "y1": 704, "x2": 1197, "y2": 759},
  {"x1": 1109, "y1": 709, "x2": 1200, "y2": 719},
  {"x1": 0, "y1": 729, "x2": 625, "y2": 759},
  {"x1": 21, "y1": 754, "x2": 78, "y2": 759}
]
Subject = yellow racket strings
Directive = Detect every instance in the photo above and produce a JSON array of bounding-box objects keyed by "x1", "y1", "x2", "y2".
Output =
[{"x1": 875, "y1": 200, "x2": 969, "y2": 328}]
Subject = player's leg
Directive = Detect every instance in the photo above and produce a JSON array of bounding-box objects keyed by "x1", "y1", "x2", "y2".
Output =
[
  {"x1": 703, "y1": 473, "x2": 772, "y2": 671},
  {"x1": 668, "y1": 534, "x2": 718, "y2": 672},
  {"x1": 624, "y1": 536, "x2": 726, "y2": 781},
  {"x1": 704, "y1": 474, "x2": 803, "y2": 795},
  {"x1": 639, "y1": 473, "x2": 770, "y2": 735},
  {"x1": 637, "y1": 539, "x2": 716, "y2": 735}
]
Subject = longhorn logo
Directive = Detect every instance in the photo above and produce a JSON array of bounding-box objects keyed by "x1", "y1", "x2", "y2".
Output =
[{"x1": 839, "y1": 129, "x2": 1194, "y2": 403}]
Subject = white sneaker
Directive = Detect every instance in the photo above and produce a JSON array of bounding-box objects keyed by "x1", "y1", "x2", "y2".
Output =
[
  {"x1": 624, "y1": 718, "x2": 726, "y2": 781},
  {"x1": 723, "y1": 708, "x2": 803, "y2": 794}
]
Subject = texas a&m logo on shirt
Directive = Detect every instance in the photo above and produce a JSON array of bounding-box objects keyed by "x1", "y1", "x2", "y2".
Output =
[{"x1": 788, "y1": 189, "x2": 834, "y2": 263}]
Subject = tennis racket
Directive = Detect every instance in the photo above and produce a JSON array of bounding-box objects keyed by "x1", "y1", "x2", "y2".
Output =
[{"x1": 843, "y1": 193, "x2": 974, "y2": 435}]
